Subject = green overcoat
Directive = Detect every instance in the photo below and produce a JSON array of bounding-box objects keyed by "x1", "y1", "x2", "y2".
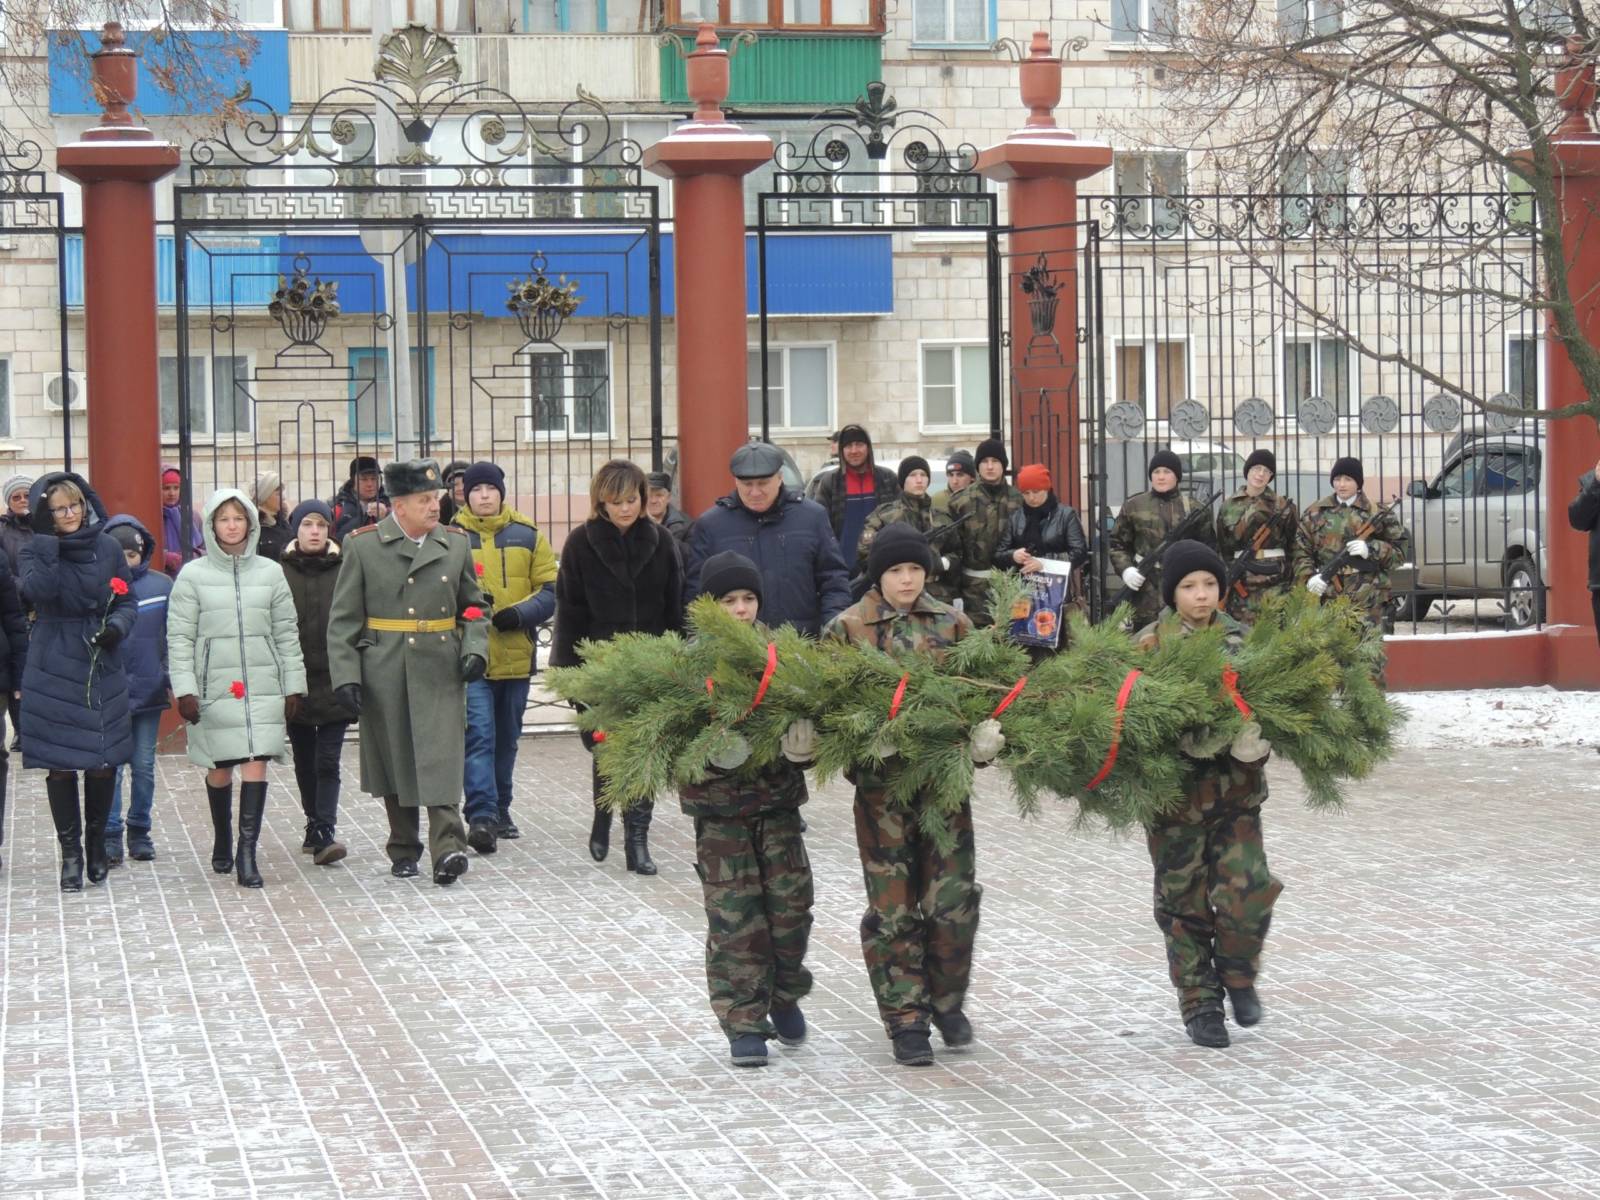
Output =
[{"x1": 327, "y1": 514, "x2": 488, "y2": 808}]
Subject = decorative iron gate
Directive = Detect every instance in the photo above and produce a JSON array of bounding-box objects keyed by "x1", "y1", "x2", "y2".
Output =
[{"x1": 174, "y1": 24, "x2": 664, "y2": 551}]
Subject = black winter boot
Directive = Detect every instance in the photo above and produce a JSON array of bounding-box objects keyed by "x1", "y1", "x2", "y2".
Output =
[
  {"x1": 623, "y1": 801, "x2": 657, "y2": 876},
  {"x1": 0, "y1": 753, "x2": 8, "y2": 874},
  {"x1": 104, "y1": 828, "x2": 125, "y2": 869},
  {"x1": 588, "y1": 759, "x2": 610, "y2": 861},
  {"x1": 46, "y1": 773, "x2": 84, "y2": 892},
  {"x1": 126, "y1": 826, "x2": 156, "y2": 862},
  {"x1": 206, "y1": 782, "x2": 234, "y2": 873},
  {"x1": 1185, "y1": 1011, "x2": 1230, "y2": 1048},
  {"x1": 82, "y1": 773, "x2": 114, "y2": 885},
  {"x1": 235, "y1": 781, "x2": 267, "y2": 888},
  {"x1": 1226, "y1": 986, "x2": 1262, "y2": 1027},
  {"x1": 309, "y1": 823, "x2": 346, "y2": 866}
]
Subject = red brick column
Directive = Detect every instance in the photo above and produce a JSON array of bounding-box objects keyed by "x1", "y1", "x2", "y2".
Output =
[
  {"x1": 645, "y1": 26, "x2": 773, "y2": 518},
  {"x1": 56, "y1": 23, "x2": 178, "y2": 554}
]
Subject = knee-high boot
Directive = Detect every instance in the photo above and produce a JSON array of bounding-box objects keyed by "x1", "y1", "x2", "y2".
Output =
[
  {"x1": 82, "y1": 773, "x2": 114, "y2": 885},
  {"x1": 46, "y1": 773, "x2": 84, "y2": 892},
  {"x1": 588, "y1": 757, "x2": 611, "y2": 863},
  {"x1": 0, "y1": 752, "x2": 8, "y2": 874},
  {"x1": 623, "y1": 799, "x2": 657, "y2": 876},
  {"x1": 206, "y1": 781, "x2": 234, "y2": 874},
  {"x1": 236, "y1": 781, "x2": 267, "y2": 888}
]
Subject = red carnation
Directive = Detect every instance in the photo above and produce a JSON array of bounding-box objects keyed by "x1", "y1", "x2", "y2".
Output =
[
  {"x1": 109, "y1": 578, "x2": 129, "y2": 596},
  {"x1": 475, "y1": 562, "x2": 485, "y2": 577},
  {"x1": 592, "y1": 731, "x2": 607, "y2": 744},
  {"x1": 230, "y1": 681, "x2": 246, "y2": 699},
  {"x1": 462, "y1": 606, "x2": 483, "y2": 621}
]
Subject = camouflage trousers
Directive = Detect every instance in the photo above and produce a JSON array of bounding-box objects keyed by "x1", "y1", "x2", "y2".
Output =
[
  {"x1": 1145, "y1": 803, "x2": 1282, "y2": 1021},
  {"x1": 692, "y1": 809, "x2": 815, "y2": 1039},
  {"x1": 852, "y1": 788, "x2": 982, "y2": 1037}
]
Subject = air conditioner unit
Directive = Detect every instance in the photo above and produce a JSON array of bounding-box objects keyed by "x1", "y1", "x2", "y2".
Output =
[{"x1": 43, "y1": 371, "x2": 87, "y2": 413}]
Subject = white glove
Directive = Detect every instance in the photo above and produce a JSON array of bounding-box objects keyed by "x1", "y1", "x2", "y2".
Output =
[
  {"x1": 708, "y1": 731, "x2": 752, "y2": 771},
  {"x1": 1306, "y1": 575, "x2": 1330, "y2": 597},
  {"x1": 1346, "y1": 538, "x2": 1369, "y2": 559},
  {"x1": 1121, "y1": 566, "x2": 1146, "y2": 591},
  {"x1": 939, "y1": 556, "x2": 951, "y2": 572},
  {"x1": 952, "y1": 598, "x2": 964, "y2": 613},
  {"x1": 781, "y1": 719, "x2": 817, "y2": 764},
  {"x1": 874, "y1": 732, "x2": 898, "y2": 760},
  {"x1": 1231, "y1": 720, "x2": 1272, "y2": 763},
  {"x1": 969, "y1": 718, "x2": 1005, "y2": 765}
]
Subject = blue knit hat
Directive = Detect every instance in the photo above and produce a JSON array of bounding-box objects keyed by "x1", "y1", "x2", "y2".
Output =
[
  {"x1": 462, "y1": 460, "x2": 506, "y2": 500},
  {"x1": 288, "y1": 499, "x2": 334, "y2": 536}
]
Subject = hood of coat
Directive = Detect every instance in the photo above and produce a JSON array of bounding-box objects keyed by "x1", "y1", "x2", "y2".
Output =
[
  {"x1": 282, "y1": 538, "x2": 341, "y2": 571},
  {"x1": 200, "y1": 487, "x2": 261, "y2": 563},
  {"x1": 454, "y1": 503, "x2": 536, "y2": 538},
  {"x1": 104, "y1": 513, "x2": 157, "y2": 576},
  {"x1": 30, "y1": 471, "x2": 107, "y2": 537}
]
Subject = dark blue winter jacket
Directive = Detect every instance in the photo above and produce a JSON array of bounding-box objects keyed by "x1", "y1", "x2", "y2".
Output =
[
  {"x1": 682, "y1": 488, "x2": 852, "y2": 637},
  {"x1": 105, "y1": 514, "x2": 172, "y2": 716},
  {"x1": 0, "y1": 553, "x2": 28, "y2": 693},
  {"x1": 19, "y1": 473, "x2": 135, "y2": 771}
]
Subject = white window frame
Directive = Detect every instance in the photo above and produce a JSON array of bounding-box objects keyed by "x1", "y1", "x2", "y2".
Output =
[
  {"x1": 67, "y1": 0, "x2": 286, "y2": 28},
  {"x1": 0, "y1": 356, "x2": 11, "y2": 440},
  {"x1": 158, "y1": 351, "x2": 257, "y2": 444},
  {"x1": 910, "y1": 0, "x2": 991, "y2": 48},
  {"x1": 1505, "y1": 333, "x2": 1545, "y2": 410},
  {"x1": 522, "y1": 343, "x2": 614, "y2": 442},
  {"x1": 1276, "y1": 332, "x2": 1358, "y2": 423},
  {"x1": 1277, "y1": 0, "x2": 1342, "y2": 41},
  {"x1": 1112, "y1": 149, "x2": 1188, "y2": 234},
  {"x1": 917, "y1": 340, "x2": 990, "y2": 434},
  {"x1": 1110, "y1": 0, "x2": 1175, "y2": 45},
  {"x1": 746, "y1": 342, "x2": 835, "y2": 434},
  {"x1": 1107, "y1": 334, "x2": 1193, "y2": 424}
]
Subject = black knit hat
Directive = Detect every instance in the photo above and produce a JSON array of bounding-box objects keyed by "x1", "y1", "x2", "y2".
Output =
[
  {"x1": 1148, "y1": 449, "x2": 1183, "y2": 483},
  {"x1": 288, "y1": 498, "x2": 334, "y2": 534},
  {"x1": 1244, "y1": 448, "x2": 1276, "y2": 479},
  {"x1": 108, "y1": 524, "x2": 144, "y2": 555},
  {"x1": 1330, "y1": 456, "x2": 1364, "y2": 488},
  {"x1": 898, "y1": 455, "x2": 931, "y2": 487},
  {"x1": 700, "y1": 551, "x2": 763, "y2": 603},
  {"x1": 867, "y1": 522, "x2": 933, "y2": 588},
  {"x1": 462, "y1": 460, "x2": 505, "y2": 501},
  {"x1": 442, "y1": 460, "x2": 470, "y2": 483},
  {"x1": 1161, "y1": 539, "x2": 1228, "y2": 611},
  {"x1": 946, "y1": 449, "x2": 976, "y2": 476},
  {"x1": 975, "y1": 438, "x2": 1008, "y2": 469},
  {"x1": 838, "y1": 423, "x2": 872, "y2": 451}
]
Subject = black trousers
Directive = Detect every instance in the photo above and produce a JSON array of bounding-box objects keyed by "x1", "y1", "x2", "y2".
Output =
[{"x1": 287, "y1": 721, "x2": 350, "y2": 829}]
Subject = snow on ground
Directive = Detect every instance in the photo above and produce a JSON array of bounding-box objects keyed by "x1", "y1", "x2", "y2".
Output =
[{"x1": 1394, "y1": 686, "x2": 1599, "y2": 748}]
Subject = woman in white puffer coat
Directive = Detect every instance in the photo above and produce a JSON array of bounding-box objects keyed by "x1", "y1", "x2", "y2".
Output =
[{"x1": 168, "y1": 489, "x2": 306, "y2": 888}]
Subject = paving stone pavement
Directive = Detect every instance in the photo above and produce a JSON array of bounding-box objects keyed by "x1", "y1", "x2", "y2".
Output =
[{"x1": 0, "y1": 737, "x2": 1597, "y2": 1200}]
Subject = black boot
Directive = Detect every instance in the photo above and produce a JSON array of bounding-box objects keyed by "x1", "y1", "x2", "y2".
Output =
[
  {"x1": 82, "y1": 773, "x2": 114, "y2": 885},
  {"x1": 236, "y1": 781, "x2": 267, "y2": 888},
  {"x1": 1226, "y1": 986, "x2": 1263, "y2": 1027},
  {"x1": 46, "y1": 773, "x2": 84, "y2": 892},
  {"x1": 1185, "y1": 1010, "x2": 1230, "y2": 1048},
  {"x1": 589, "y1": 807, "x2": 611, "y2": 862},
  {"x1": 126, "y1": 826, "x2": 156, "y2": 862},
  {"x1": 623, "y1": 801, "x2": 657, "y2": 876},
  {"x1": 206, "y1": 781, "x2": 234, "y2": 874},
  {"x1": 0, "y1": 752, "x2": 8, "y2": 874}
]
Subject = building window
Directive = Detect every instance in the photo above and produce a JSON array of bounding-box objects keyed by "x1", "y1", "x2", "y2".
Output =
[
  {"x1": 1111, "y1": 0, "x2": 1176, "y2": 43},
  {"x1": 1278, "y1": 0, "x2": 1341, "y2": 39},
  {"x1": 1113, "y1": 339, "x2": 1188, "y2": 421},
  {"x1": 311, "y1": 0, "x2": 472, "y2": 32},
  {"x1": 1281, "y1": 148, "x2": 1353, "y2": 231},
  {"x1": 669, "y1": 0, "x2": 879, "y2": 27},
  {"x1": 516, "y1": 0, "x2": 607, "y2": 31},
  {"x1": 921, "y1": 343, "x2": 988, "y2": 431},
  {"x1": 527, "y1": 346, "x2": 611, "y2": 438},
  {"x1": 349, "y1": 347, "x2": 436, "y2": 440},
  {"x1": 912, "y1": 0, "x2": 987, "y2": 44},
  {"x1": 160, "y1": 354, "x2": 252, "y2": 438},
  {"x1": 80, "y1": 0, "x2": 284, "y2": 26},
  {"x1": 1281, "y1": 336, "x2": 1352, "y2": 420},
  {"x1": 748, "y1": 344, "x2": 833, "y2": 432},
  {"x1": 1113, "y1": 151, "x2": 1187, "y2": 234},
  {"x1": 0, "y1": 358, "x2": 10, "y2": 438},
  {"x1": 1507, "y1": 336, "x2": 1542, "y2": 409}
]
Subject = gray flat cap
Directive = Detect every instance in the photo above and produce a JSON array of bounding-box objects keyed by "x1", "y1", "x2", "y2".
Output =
[{"x1": 730, "y1": 442, "x2": 785, "y2": 479}]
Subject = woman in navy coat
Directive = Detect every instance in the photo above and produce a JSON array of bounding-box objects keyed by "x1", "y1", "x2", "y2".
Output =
[{"x1": 20, "y1": 472, "x2": 135, "y2": 891}]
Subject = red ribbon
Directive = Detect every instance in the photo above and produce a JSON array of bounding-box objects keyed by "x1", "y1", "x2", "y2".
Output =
[
  {"x1": 888, "y1": 672, "x2": 910, "y2": 720},
  {"x1": 1085, "y1": 669, "x2": 1142, "y2": 791},
  {"x1": 1222, "y1": 666, "x2": 1253, "y2": 720},
  {"x1": 704, "y1": 643, "x2": 779, "y2": 721},
  {"x1": 990, "y1": 675, "x2": 1028, "y2": 719}
]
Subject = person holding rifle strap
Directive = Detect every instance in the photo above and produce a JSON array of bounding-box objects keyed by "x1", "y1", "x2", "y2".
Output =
[
  {"x1": 1217, "y1": 449, "x2": 1299, "y2": 623},
  {"x1": 1296, "y1": 457, "x2": 1409, "y2": 629},
  {"x1": 1108, "y1": 450, "x2": 1218, "y2": 629}
]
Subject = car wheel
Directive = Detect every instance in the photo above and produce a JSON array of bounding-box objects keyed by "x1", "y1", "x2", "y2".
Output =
[
  {"x1": 1501, "y1": 554, "x2": 1545, "y2": 630},
  {"x1": 1391, "y1": 592, "x2": 1436, "y2": 623}
]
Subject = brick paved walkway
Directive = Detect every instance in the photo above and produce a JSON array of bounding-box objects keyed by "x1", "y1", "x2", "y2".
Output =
[{"x1": 0, "y1": 738, "x2": 1596, "y2": 1200}]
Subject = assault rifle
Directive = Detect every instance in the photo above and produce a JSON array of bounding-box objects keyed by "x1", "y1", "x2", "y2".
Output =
[
  {"x1": 1104, "y1": 490, "x2": 1221, "y2": 613},
  {"x1": 1314, "y1": 496, "x2": 1402, "y2": 598},
  {"x1": 848, "y1": 511, "x2": 972, "y2": 601},
  {"x1": 1225, "y1": 513, "x2": 1286, "y2": 600}
]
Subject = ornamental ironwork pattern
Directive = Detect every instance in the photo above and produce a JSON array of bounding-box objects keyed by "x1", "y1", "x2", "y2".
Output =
[
  {"x1": 1108, "y1": 392, "x2": 1519, "y2": 442},
  {"x1": 1089, "y1": 191, "x2": 1532, "y2": 242},
  {"x1": 771, "y1": 81, "x2": 980, "y2": 185}
]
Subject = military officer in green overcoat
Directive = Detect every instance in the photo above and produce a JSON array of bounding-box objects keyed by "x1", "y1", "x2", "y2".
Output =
[{"x1": 327, "y1": 458, "x2": 490, "y2": 886}]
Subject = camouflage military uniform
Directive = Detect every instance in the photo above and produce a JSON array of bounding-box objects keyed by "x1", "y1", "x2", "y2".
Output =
[
  {"x1": 823, "y1": 588, "x2": 982, "y2": 1038},
  {"x1": 679, "y1": 757, "x2": 813, "y2": 1040},
  {"x1": 1216, "y1": 488, "x2": 1300, "y2": 623},
  {"x1": 856, "y1": 492, "x2": 962, "y2": 604},
  {"x1": 1109, "y1": 489, "x2": 1217, "y2": 629},
  {"x1": 1295, "y1": 492, "x2": 1409, "y2": 627},
  {"x1": 948, "y1": 479, "x2": 1023, "y2": 624},
  {"x1": 1135, "y1": 610, "x2": 1282, "y2": 1021}
]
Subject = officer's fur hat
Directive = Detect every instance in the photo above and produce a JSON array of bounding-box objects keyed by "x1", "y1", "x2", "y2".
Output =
[{"x1": 383, "y1": 458, "x2": 445, "y2": 499}]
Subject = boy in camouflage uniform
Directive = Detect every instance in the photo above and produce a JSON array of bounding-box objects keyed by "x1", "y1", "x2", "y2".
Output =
[
  {"x1": 949, "y1": 438, "x2": 1022, "y2": 623},
  {"x1": 1110, "y1": 449, "x2": 1217, "y2": 630},
  {"x1": 679, "y1": 551, "x2": 817, "y2": 1068},
  {"x1": 1135, "y1": 540, "x2": 1283, "y2": 1049},
  {"x1": 823, "y1": 524, "x2": 995, "y2": 1067},
  {"x1": 1297, "y1": 456, "x2": 1409, "y2": 628},
  {"x1": 1216, "y1": 448, "x2": 1299, "y2": 622},
  {"x1": 856, "y1": 455, "x2": 962, "y2": 604}
]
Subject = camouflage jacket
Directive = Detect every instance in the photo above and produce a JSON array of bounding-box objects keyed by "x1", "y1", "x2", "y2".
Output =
[
  {"x1": 1134, "y1": 609, "x2": 1266, "y2": 823},
  {"x1": 822, "y1": 587, "x2": 972, "y2": 662},
  {"x1": 856, "y1": 492, "x2": 961, "y2": 603},
  {"x1": 1108, "y1": 489, "x2": 1217, "y2": 627},
  {"x1": 1216, "y1": 488, "x2": 1300, "y2": 621},
  {"x1": 1295, "y1": 492, "x2": 1409, "y2": 622},
  {"x1": 948, "y1": 479, "x2": 1023, "y2": 618},
  {"x1": 677, "y1": 757, "x2": 808, "y2": 819}
]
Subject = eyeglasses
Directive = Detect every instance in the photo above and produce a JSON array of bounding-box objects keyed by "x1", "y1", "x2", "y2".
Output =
[{"x1": 49, "y1": 501, "x2": 84, "y2": 518}]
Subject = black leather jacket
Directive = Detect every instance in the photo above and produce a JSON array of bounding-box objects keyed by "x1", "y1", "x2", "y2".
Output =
[{"x1": 993, "y1": 498, "x2": 1089, "y2": 570}]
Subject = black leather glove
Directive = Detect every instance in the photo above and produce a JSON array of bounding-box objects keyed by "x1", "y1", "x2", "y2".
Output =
[
  {"x1": 491, "y1": 607, "x2": 521, "y2": 632},
  {"x1": 31, "y1": 505, "x2": 54, "y2": 535},
  {"x1": 284, "y1": 693, "x2": 305, "y2": 723},
  {"x1": 334, "y1": 683, "x2": 362, "y2": 717},
  {"x1": 91, "y1": 625, "x2": 122, "y2": 651},
  {"x1": 461, "y1": 654, "x2": 487, "y2": 683},
  {"x1": 177, "y1": 694, "x2": 201, "y2": 724}
]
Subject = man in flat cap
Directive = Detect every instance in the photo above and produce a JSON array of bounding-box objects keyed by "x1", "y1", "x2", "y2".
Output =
[
  {"x1": 328, "y1": 458, "x2": 489, "y2": 885},
  {"x1": 683, "y1": 442, "x2": 850, "y2": 636}
]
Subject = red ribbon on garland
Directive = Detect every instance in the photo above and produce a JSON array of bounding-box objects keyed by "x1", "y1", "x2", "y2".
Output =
[
  {"x1": 704, "y1": 643, "x2": 779, "y2": 721},
  {"x1": 888, "y1": 672, "x2": 910, "y2": 720},
  {"x1": 1221, "y1": 666, "x2": 1253, "y2": 720},
  {"x1": 990, "y1": 675, "x2": 1028, "y2": 719},
  {"x1": 1085, "y1": 669, "x2": 1143, "y2": 791}
]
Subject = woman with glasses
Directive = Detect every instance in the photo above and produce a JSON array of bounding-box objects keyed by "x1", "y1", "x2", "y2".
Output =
[{"x1": 19, "y1": 473, "x2": 135, "y2": 891}]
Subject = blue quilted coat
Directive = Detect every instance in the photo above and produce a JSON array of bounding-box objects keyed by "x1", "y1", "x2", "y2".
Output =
[{"x1": 19, "y1": 472, "x2": 135, "y2": 770}]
